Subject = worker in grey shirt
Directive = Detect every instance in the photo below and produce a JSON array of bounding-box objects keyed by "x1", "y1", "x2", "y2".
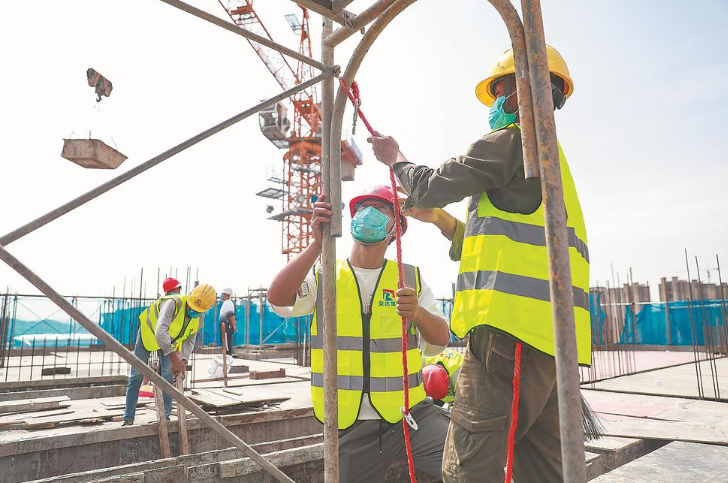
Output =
[
  {"x1": 218, "y1": 288, "x2": 236, "y2": 354},
  {"x1": 122, "y1": 283, "x2": 216, "y2": 425}
]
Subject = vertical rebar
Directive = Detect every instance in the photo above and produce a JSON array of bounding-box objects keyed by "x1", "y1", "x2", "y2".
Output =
[
  {"x1": 321, "y1": 16, "x2": 340, "y2": 483},
  {"x1": 716, "y1": 255, "x2": 728, "y2": 354},
  {"x1": 695, "y1": 256, "x2": 720, "y2": 400},
  {"x1": 685, "y1": 249, "x2": 705, "y2": 399}
]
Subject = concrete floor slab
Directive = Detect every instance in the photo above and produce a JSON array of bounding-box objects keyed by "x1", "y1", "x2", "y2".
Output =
[{"x1": 591, "y1": 441, "x2": 728, "y2": 482}]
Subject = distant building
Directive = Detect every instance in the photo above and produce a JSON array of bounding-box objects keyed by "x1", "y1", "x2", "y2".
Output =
[{"x1": 658, "y1": 277, "x2": 728, "y2": 302}]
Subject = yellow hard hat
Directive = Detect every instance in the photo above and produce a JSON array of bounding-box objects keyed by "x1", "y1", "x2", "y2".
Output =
[
  {"x1": 187, "y1": 283, "x2": 216, "y2": 312},
  {"x1": 475, "y1": 45, "x2": 574, "y2": 107}
]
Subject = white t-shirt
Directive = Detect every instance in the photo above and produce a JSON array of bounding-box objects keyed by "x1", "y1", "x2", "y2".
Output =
[{"x1": 271, "y1": 262, "x2": 446, "y2": 420}]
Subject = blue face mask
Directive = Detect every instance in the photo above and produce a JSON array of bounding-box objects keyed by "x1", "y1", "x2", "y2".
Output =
[
  {"x1": 488, "y1": 94, "x2": 518, "y2": 131},
  {"x1": 351, "y1": 206, "x2": 391, "y2": 245},
  {"x1": 187, "y1": 308, "x2": 203, "y2": 319}
]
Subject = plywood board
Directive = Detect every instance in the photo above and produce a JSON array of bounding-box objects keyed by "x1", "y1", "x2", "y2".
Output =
[
  {"x1": 188, "y1": 388, "x2": 289, "y2": 408},
  {"x1": 0, "y1": 395, "x2": 71, "y2": 414},
  {"x1": 591, "y1": 441, "x2": 728, "y2": 482},
  {"x1": 0, "y1": 408, "x2": 75, "y2": 428},
  {"x1": 100, "y1": 397, "x2": 148, "y2": 410},
  {"x1": 588, "y1": 358, "x2": 728, "y2": 400}
]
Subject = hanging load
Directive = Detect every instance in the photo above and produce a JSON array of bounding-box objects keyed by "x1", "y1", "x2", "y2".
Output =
[{"x1": 62, "y1": 67, "x2": 127, "y2": 169}]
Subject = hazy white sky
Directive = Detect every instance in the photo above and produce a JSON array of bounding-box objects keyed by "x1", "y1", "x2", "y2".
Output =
[{"x1": 1, "y1": 0, "x2": 727, "y2": 301}]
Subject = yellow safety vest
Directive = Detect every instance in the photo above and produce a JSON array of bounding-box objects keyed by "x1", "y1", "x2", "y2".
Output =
[
  {"x1": 424, "y1": 348, "x2": 463, "y2": 403},
  {"x1": 451, "y1": 139, "x2": 591, "y2": 366},
  {"x1": 310, "y1": 259, "x2": 426, "y2": 429},
  {"x1": 139, "y1": 295, "x2": 201, "y2": 352}
]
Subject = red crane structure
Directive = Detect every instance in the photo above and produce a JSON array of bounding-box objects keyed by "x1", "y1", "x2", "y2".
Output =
[{"x1": 218, "y1": 0, "x2": 362, "y2": 259}]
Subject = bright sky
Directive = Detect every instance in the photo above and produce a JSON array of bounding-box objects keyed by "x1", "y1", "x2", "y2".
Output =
[{"x1": 1, "y1": 0, "x2": 727, "y2": 301}]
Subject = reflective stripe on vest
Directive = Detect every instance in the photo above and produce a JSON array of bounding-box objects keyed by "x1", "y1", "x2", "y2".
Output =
[
  {"x1": 310, "y1": 259, "x2": 426, "y2": 429},
  {"x1": 139, "y1": 295, "x2": 200, "y2": 352},
  {"x1": 451, "y1": 139, "x2": 591, "y2": 366}
]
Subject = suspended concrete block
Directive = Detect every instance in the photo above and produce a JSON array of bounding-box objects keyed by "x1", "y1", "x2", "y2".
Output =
[{"x1": 61, "y1": 138, "x2": 127, "y2": 169}]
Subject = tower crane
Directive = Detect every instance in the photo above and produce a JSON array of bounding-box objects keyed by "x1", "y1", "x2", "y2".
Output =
[{"x1": 217, "y1": 0, "x2": 362, "y2": 259}]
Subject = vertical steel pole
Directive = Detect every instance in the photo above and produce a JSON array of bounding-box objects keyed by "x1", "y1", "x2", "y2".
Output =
[
  {"x1": 321, "y1": 16, "x2": 340, "y2": 483},
  {"x1": 520, "y1": 0, "x2": 587, "y2": 481},
  {"x1": 259, "y1": 288, "x2": 265, "y2": 349}
]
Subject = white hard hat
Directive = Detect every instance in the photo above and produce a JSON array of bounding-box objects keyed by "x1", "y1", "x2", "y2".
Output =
[{"x1": 222, "y1": 287, "x2": 233, "y2": 296}]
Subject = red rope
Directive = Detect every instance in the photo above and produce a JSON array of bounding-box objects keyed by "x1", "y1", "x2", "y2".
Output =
[
  {"x1": 339, "y1": 77, "x2": 417, "y2": 483},
  {"x1": 505, "y1": 341, "x2": 522, "y2": 483}
]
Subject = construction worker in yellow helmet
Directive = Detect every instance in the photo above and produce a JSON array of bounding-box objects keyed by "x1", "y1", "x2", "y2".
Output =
[
  {"x1": 368, "y1": 45, "x2": 590, "y2": 483},
  {"x1": 122, "y1": 283, "x2": 216, "y2": 425}
]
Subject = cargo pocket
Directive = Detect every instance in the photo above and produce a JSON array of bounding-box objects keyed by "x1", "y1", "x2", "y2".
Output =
[
  {"x1": 485, "y1": 330, "x2": 529, "y2": 380},
  {"x1": 444, "y1": 405, "x2": 508, "y2": 479}
]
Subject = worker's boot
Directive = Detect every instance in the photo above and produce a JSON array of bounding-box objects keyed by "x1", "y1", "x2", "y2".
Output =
[{"x1": 122, "y1": 419, "x2": 134, "y2": 426}]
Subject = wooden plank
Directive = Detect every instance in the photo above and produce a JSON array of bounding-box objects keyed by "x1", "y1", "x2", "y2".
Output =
[
  {"x1": 153, "y1": 384, "x2": 171, "y2": 459},
  {"x1": 0, "y1": 375, "x2": 127, "y2": 392},
  {"x1": 0, "y1": 395, "x2": 71, "y2": 414},
  {"x1": 591, "y1": 441, "x2": 728, "y2": 482},
  {"x1": 23, "y1": 408, "x2": 126, "y2": 428},
  {"x1": 175, "y1": 379, "x2": 189, "y2": 455},
  {"x1": 585, "y1": 436, "x2": 656, "y2": 473},
  {"x1": 250, "y1": 368, "x2": 286, "y2": 380}
]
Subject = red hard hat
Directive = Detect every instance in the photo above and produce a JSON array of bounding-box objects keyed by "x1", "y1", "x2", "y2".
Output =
[
  {"x1": 348, "y1": 185, "x2": 407, "y2": 234},
  {"x1": 422, "y1": 363, "x2": 450, "y2": 400},
  {"x1": 162, "y1": 277, "x2": 181, "y2": 293}
]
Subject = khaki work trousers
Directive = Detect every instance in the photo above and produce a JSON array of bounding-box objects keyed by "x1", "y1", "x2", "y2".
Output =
[{"x1": 442, "y1": 326, "x2": 563, "y2": 483}]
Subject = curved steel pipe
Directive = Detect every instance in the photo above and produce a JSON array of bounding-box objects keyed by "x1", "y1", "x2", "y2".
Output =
[
  {"x1": 325, "y1": 0, "x2": 399, "y2": 47},
  {"x1": 328, "y1": 0, "x2": 539, "y2": 202},
  {"x1": 329, "y1": 0, "x2": 420, "y2": 206}
]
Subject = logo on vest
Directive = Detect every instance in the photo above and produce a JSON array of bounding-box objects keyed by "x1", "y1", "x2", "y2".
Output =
[{"x1": 379, "y1": 289, "x2": 396, "y2": 307}]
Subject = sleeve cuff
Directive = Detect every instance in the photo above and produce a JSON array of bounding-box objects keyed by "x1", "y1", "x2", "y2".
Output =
[{"x1": 448, "y1": 219, "x2": 466, "y2": 262}]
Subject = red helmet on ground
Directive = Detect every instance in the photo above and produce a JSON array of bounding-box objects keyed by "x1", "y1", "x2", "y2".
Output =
[
  {"x1": 162, "y1": 277, "x2": 181, "y2": 294},
  {"x1": 348, "y1": 185, "x2": 407, "y2": 234},
  {"x1": 422, "y1": 363, "x2": 450, "y2": 400}
]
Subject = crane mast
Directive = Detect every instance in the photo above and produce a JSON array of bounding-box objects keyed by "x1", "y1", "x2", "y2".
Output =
[{"x1": 218, "y1": 0, "x2": 360, "y2": 260}]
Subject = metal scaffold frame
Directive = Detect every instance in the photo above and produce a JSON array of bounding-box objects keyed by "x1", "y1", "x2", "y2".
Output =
[{"x1": 1, "y1": 0, "x2": 587, "y2": 481}]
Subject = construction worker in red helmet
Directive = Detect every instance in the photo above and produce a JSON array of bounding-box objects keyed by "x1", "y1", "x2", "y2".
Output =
[
  {"x1": 368, "y1": 46, "x2": 591, "y2": 483},
  {"x1": 268, "y1": 185, "x2": 451, "y2": 483},
  {"x1": 162, "y1": 277, "x2": 182, "y2": 296},
  {"x1": 422, "y1": 348, "x2": 464, "y2": 407}
]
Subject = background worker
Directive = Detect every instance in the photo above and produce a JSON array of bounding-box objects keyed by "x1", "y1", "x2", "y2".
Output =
[
  {"x1": 162, "y1": 277, "x2": 182, "y2": 296},
  {"x1": 268, "y1": 186, "x2": 451, "y2": 483},
  {"x1": 219, "y1": 287, "x2": 236, "y2": 354},
  {"x1": 368, "y1": 46, "x2": 590, "y2": 483},
  {"x1": 122, "y1": 283, "x2": 216, "y2": 426},
  {"x1": 422, "y1": 348, "x2": 463, "y2": 407}
]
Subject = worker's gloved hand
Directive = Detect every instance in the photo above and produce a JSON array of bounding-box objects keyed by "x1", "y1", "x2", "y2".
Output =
[
  {"x1": 367, "y1": 134, "x2": 400, "y2": 167},
  {"x1": 395, "y1": 287, "x2": 421, "y2": 322}
]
